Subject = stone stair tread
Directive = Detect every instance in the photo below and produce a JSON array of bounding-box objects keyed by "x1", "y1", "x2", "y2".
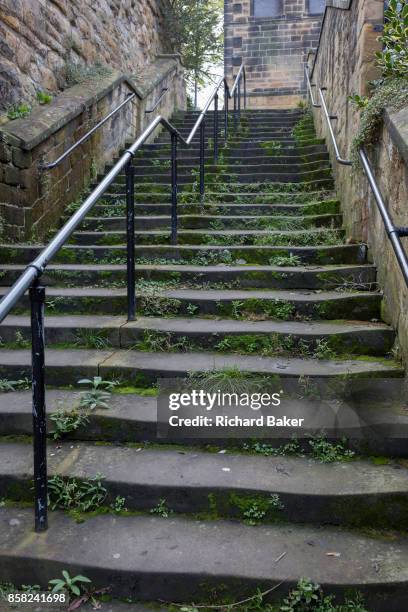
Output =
[
  {"x1": 1, "y1": 507, "x2": 408, "y2": 604},
  {"x1": 72, "y1": 228, "x2": 342, "y2": 237},
  {"x1": 1, "y1": 314, "x2": 392, "y2": 335},
  {"x1": 0, "y1": 263, "x2": 374, "y2": 272},
  {"x1": 0, "y1": 349, "x2": 400, "y2": 377},
  {"x1": 2, "y1": 441, "x2": 408, "y2": 497}
]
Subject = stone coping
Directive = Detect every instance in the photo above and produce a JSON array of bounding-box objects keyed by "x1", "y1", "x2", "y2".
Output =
[
  {"x1": 0, "y1": 57, "x2": 180, "y2": 151},
  {"x1": 386, "y1": 106, "x2": 408, "y2": 168}
]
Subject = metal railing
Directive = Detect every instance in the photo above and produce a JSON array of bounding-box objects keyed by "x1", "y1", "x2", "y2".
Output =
[
  {"x1": 145, "y1": 88, "x2": 169, "y2": 113},
  {"x1": 305, "y1": 66, "x2": 408, "y2": 286},
  {"x1": 41, "y1": 92, "x2": 138, "y2": 171},
  {"x1": 0, "y1": 64, "x2": 246, "y2": 532}
]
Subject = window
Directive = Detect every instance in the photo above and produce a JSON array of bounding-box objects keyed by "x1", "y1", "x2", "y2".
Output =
[
  {"x1": 308, "y1": 0, "x2": 326, "y2": 14},
  {"x1": 253, "y1": 0, "x2": 282, "y2": 18}
]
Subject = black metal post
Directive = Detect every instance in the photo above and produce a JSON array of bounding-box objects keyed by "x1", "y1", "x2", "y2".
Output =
[
  {"x1": 233, "y1": 89, "x2": 238, "y2": 131},
  {"x1": 238, "y1": 78, "x2": 241, "y2": 124},
  {"x1": 213, "y1": 94, "x2": 219, "y2": 162},
  {"x1": 125, "y1": 160, "x2": 136, "y2": 321},
  {"x1": 171, "y1": 132, "x2": 178, "y2": 245},
  {"x1": 30, "y1": 282, "x2": 47, "y2": 533},
  {"x1": 224, "y1": 84, "x2": 229, "y2": 143},
  {"x1": 199, "y1": 120, "x2": 206, "y2": 201},
  {"x1": 243, "y1": 71, "x2": 247, "y2": 110}
]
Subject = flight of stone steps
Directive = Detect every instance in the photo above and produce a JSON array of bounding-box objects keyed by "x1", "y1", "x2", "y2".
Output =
[{"x1": 0, "y1": 109, "x2": 407, "y2": 611}]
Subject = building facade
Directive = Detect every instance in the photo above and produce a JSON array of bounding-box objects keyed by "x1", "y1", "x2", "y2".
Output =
[{"x1": 225, "y1": 0, "x2": 325, "y2": 108}]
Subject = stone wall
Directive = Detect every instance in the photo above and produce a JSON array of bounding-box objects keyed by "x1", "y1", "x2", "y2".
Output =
[
  {"x1": 224, "y1": 0, "x2": 324, "y2": 108},
  {"x1": 309, "y1": 0, "x2": 408, "y2": 359},
  {"x1": 0, "y1": 57, "x2": 186, "y2": 241},
  {"x1": 0, "y1": 0, "x2": 173, "y2": 110}
]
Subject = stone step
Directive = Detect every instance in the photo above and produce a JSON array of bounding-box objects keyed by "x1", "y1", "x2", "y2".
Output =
[
  {"x1": 69, "y1": 227, "x2": 344, "y2": 247},
  {"x1": 0, "y1": 263, "x2": 377, "y2": 290},
  {"x1": 0, "y1": 315, "x2": 394, "y2": 355},
  {"x1": 1, "y1": 441, "x2": 408, "y2": 528},
  {"x1": 0, "y1": 287, "x2": 381, "y2": 320},
  {"x1": 1, "y1": 506, "x2": 408, "y2": 609},
  {"x1": 141, "y1": 139, "x2": 325, "y2": 151},
  {"x1": 0, "y1": 348, "x2": 401, "y2": 386},
  {"x1": 93, "y1": 200, "x2": 340, "y2": 216},
  {"x1": 137, "y1": 144, "x2": 328, "y2": 157},
  {"x1": 70, "y1": 213, "x2": 341, "y2": 231},
  {"x1": 2, "y1": 243, "x2": 364, "y2": 267},
  {"x1": 2, "y1": 389, "x2": 407, "y2": 456}
]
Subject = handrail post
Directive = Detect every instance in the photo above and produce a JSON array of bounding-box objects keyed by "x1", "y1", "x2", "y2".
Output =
[
  {"x1": 238, "y1": 77, "x2": 241, "y2": 124},
  {"x1": 30, "y1": 281, "x2": 47, "y2": 533},
  {"x1": 243, "y1": 70, "x2": 247, "y2": 110},
  {"x1": 171, "y1": 133, "x2": 178, "y2": 245},
  {"x1": 214, "y1": 93, "x2": 219, "y2": 162},
  {"x1": 125, "y1": 160, "x2": 136, "y2": 320},
  {"x1": 224, "y1": 83, "x2": 229, "y2": 143},
  {"x1": 199, "y1": 119, "x2": 206, "y2": 201},
  {"x1": 233, "y1": 88, "x2": 238, "y2": 131}
]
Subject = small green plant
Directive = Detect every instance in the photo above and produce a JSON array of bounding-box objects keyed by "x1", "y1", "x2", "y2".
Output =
[
  {"x1": 348, "y1": 93, "x2": 369, "y2": 109},
  {"x1": 308, "y1": 435, "x2": 355, "y2": 463},
  {"x1": 152, "y1": 159, "x2": 171, "y2": 170},
  {"x1": 36, "y1": 91, "x2": 52, "y2": 105},
  {"x1": 260, "y1": 140, "x2": 283, "y2": 156},
  {"x1": 74, "y1": 329, "x2": 111, "y2": 349},
  {"x1": 7, "y1": 103, "x2": 31, "y2": 120},
  {"x1": 14, "y1": 330, "x2": 30, "y2": 348},
  {"x1": 50, "y1": 406, "x2": 90, "y2": 439},
  {"x1": 78, "y1": 376, "x2": 117, "y2": 410},
  {"x1": 280, "y1": 578, "x2": 368, "y2": 611},
  {"x1": 186, "y1": 303, "x2": 199, "y2": 315},
  {"x1": 0, "y1": 378, "x2": 30, "y2": 392},
  {"x1": 269, "y1": 254, "x2": 302, "y2": 267},
  {"x1": 313, "y1": 339, "x2": 337, "y2": 360},
  {"x1": 376, "y1": 0, "x2": 408, "y2": 79},
  {"x1": 49, "y1": 570, "x2": 91, "y2": 597},
  {"x1": 244, "y1": 438, "x2": 301, "y2": 457},
  {"x1": 150, "y1": 498, "x2": 172, "y2": 518},
  {"x1": 48, "y1": 474, "x2": 107, "y2": 512},
  {"x1": 111, "y1": 495, "x2": 127, "y2": 513}
]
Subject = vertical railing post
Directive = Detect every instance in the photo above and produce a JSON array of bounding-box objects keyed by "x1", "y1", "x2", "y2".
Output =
[
  {"x1": 30, "y1": 281, "x2": 47, "y2": 533},
  {"x1": 233, "y1": 88, "x2": 238, "y2": 131},
  {"x1": 125, "y1": 159, "x2": 136, "y2": 321},
  {"x1": 238, "y1": 77, "x2": 241, "y2": 124},
  {"x1": 199, "y1": 119, "x2": 206, "y2": 201},
  {"x1": 224, "y1": 83, "x2": 229, "y2": 143},
  {"x1": 214, "y1": 93, "x2": 219, "y2": 163},
  {"x1": 171, "y1": 132, "x2": 178, "y2": 245},
  {"x1": 243, "y1": 70, "x2": 247, "y2": 110}
]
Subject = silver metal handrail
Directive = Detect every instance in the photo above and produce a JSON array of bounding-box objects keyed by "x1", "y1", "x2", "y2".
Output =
[
  {"x1": 41, "y1": 92, "x2": 138, "y2": 170},
  {"x1": 305, "y1": 67, "x2": 408, "y2": 286},
  {"x1": 145, "y1": 88, "x2": 169, "y2": 114}
]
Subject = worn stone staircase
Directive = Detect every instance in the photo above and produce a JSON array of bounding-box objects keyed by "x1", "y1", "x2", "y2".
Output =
[{"x1": 0, "y1": 109, "x2": 408, "y2": 610}]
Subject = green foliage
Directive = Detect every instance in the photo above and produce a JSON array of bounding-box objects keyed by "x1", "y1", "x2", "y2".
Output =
[
  {"x1": 74, "y1": 329, "x2": 111, "y2": 349},
  {"x1": 0, "y1": 378, "x2": 30, "y2": 392},
  {"x1": 36, "y1": 91, "x2": 53, "y2": 105},
  {"x1": 137, "y1": 330, "x2": 191, "y2": 352},
  {"x1": 50, "y1": 407, "x2": 90, "y2": 440},
  {"x1": 78, "y1": 376, "x2": 117, "y2": 410},
  {"x1": 111, "y1": 495, "x2": 127, "y2": 513},
  {"x1": 49, "y1": 570, "x2": 91, "y2": 598},
  {"x1": 260, "y1": 140, "x2": 283, "y2": 156},
  {"x1": 313, "y1": 339, "x2": 337, "y2": 360},
  {"x1": 188, "y1": 368, "x2": 269, "y2": 394},
  {"x1": 348, "y1": 94, "x2": 369, "y2": 109},
  {"x1": 280, "y1": 578, "x2": 368, "y2": 611},
  {"x1": 165, "y1": 0, "x2": 223, "y2": 95},
  {"x1": 6, "y1": 103, "x2": 31, "y2": 120},
  {"x1": 244, "y1": 438, "x2": 301, "y2": 457},
  {"x1": 48, "y1": 474, "x2": 107, "y2": 511},
  {"x1": 150, "y1": 498, "x2": 172, "y2": 518},
  {"x1": 269, "y1": 254, "x2": 302, "y2": 267},
  {"x1": 308, "y1": 435, "x2": 355, "y2": 463},
  {"x1": 376, "y1": 0, "x2": 408, "y2": 79}
]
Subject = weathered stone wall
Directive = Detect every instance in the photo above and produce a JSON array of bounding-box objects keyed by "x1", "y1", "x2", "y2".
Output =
[
  {"x1": 0, "y1": 0, "x2": 173, "y2": 110},
  {"x1": 224, "y1": 0, "x2": 324, "y2": 108},
  {"x1": 309, "y1": 0, "x2": 408, "y2": 360},
  {"x1": 0, "y1": 57, "x2": 186, "y2": 241}
]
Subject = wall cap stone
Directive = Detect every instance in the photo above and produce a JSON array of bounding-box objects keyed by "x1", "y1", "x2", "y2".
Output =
[
  {"x1": 386, "y1": 106, "x2": 408, "y2": 168},
  {"x1": 0, "y1": 58, "x2": 180, "y2": 152}
]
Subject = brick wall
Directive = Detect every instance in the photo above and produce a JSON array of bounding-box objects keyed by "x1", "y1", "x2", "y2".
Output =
[
  {"x1": 225, "y1": 0, "x2": 324, "y2": 108},
  {"x1": 0, "y1": 58, "x2": 186, "y2": 241},
  {"x1": 0, "y1": 0, "x2": 173, "y2": 110}
]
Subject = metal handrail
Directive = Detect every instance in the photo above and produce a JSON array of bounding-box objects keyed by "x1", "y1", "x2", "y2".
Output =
[
  {"x1": 305, "y1": 68, "x2": 408, "y2": 287},
  {"x1": 304, "y1": 65, "x2": 320, "y2": 108},
  {"x1": 41, "y1": 93, "x2": 138, "y2": 170},
  {"x1": 145, "y1": 88, "x2": 169, "y2": 113},
  {"x1": 0, "y1": 63, "x2": 247, "y2": 532}
]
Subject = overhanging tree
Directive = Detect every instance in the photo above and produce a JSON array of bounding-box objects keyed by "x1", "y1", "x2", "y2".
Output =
[{"x1": 166, "y1": 0, "x2": 223, "y2": 108}]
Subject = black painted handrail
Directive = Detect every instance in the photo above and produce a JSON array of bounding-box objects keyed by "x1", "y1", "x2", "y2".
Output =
[
  {"x1": 0, "y1": 63, "x2": 247, "y2": 532},
  {"x1": 305, "y1": 66, "x2": 408, "y2": 286}
]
